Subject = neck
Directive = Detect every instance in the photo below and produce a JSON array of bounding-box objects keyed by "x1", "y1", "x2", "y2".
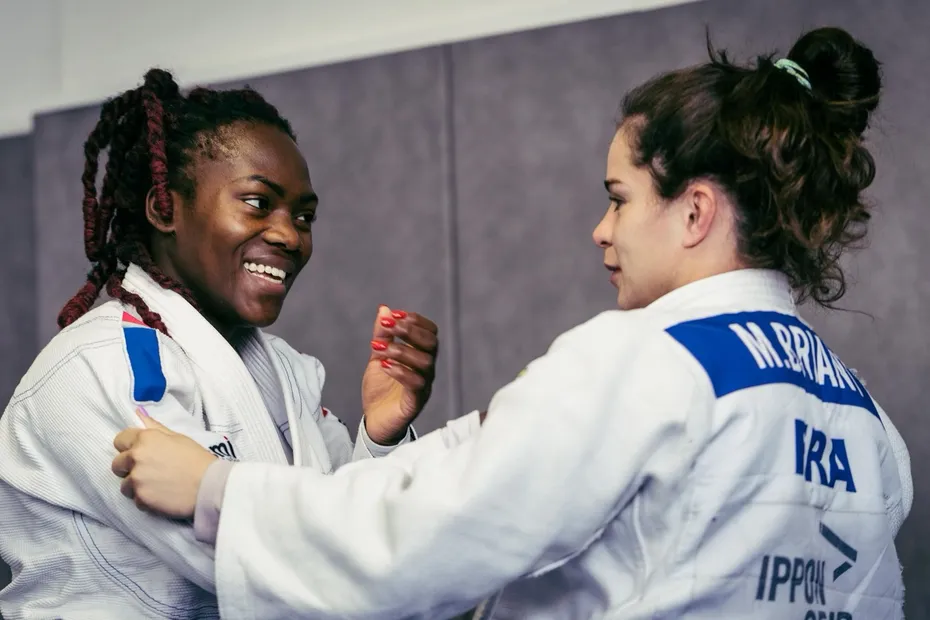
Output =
[
  {"x1": 223, "y1": 324, "x2": 251, "y2": 345},
  {"x1": 672, "y1": 249, "x2": 748, "y2": 292},
  {"x1": 202, "y1": 303, "x2": 249, "y2": 344},
  {"x1": 147, "y1": 240, "x2": 245, "y2": 344}
]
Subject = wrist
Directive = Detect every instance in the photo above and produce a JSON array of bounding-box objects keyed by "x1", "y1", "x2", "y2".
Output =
[
  {"x1": 193, "y1": 459, "x2": 235, "y2": 545},
  {"x1": 198, "y1": 455, "x2": 219, "y2": 486},
  {"x1": 365, "y1": 418, "x2": 408, "y2": 446}
]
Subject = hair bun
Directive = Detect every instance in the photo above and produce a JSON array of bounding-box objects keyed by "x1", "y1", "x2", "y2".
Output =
[{"x1": 787, "y1": 27, "x2": 881, "y2": 136}]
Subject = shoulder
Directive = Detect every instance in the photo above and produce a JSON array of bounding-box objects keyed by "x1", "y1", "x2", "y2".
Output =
[
  {"x1": 49, "y1": 300, "x2": 126, "y2": 350},
  {"x1": 533, "y1": 309, "x2": 707, "y2": 396},
  {"x1": 549, "y1": 309, "x2": 694, "y2": 368},
  {"x1": 2, "y1": 304, "x2": 130, "y2": 437},
  {"x1": 548, "y1": 309, "x2": 645, "y2": 350},
  {"x1": 10, "y1": 302, "x2": 193, "y2": 408},
  {"x1": 14, "y1": 303, "x2": 127, "y2": 397},
  {"x1": 498, "y1": 310, "x2": 713, "y2": 446},
  {"x1": 660, "y1": 308, "x2": 878, "y2": 414},
  {"x1": 533, "y1": 310, "x2": 721, "y2": 428}
]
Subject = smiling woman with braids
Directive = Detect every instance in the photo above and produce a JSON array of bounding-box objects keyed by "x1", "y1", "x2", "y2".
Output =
[{"x1": 0, "y1": 69, "x2": 441, "y2": 619}]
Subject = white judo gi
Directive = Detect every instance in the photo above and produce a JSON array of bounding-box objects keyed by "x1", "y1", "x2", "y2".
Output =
[
  {"x1": 208, "y1": 269, "x2": 912, "y2": 619},
  {"x1": 0, "y1": 264, "x2": 411, "y2": 619}
]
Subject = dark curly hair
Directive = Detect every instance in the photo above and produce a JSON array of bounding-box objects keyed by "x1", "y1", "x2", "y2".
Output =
[
  {"x1": 58, "y1": 68, "x2": 296, "y2": 335},
  {"x1": 619, "y1": 27, "x2": 881, "y2": 306}
]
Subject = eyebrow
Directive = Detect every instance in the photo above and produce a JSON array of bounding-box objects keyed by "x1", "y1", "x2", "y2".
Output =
[
  {"x1": 604, "y1": 179, "x2": 624, "y2": 193},
  {"x1": 240, "y1": 174, "x2": 318, "y2": 204}
]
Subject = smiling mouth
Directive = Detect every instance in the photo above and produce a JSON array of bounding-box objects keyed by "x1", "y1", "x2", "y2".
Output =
[{"x1": 244, "y1": 262, "x2": 289, "y2": 285}]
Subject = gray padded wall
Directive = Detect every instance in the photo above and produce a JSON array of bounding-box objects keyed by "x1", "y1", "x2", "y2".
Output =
[
  {"x1": 451, "y1": 13, "x2": 677, "y2": 410},
  {"x1": 0, "y1": 136, "x2": 35, "y2": 409},
  {"x1": 228, "y1": 51, "x2": 453, "y2": 434},
  {"x1": 0, "y1": 135, "x2": 34, "y2": 597},
  {"x1": 33, "y1": 106, "x2": 103, "y2": 347},
  {"x1": 450, "y1": 0, "x2": 930, "y2": 616}
]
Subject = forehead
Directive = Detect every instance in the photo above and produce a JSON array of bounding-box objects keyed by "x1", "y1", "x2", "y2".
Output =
[
  {"x1": 606, "y1": 123, "x2": 658, "y2": 195},
  {"x1": 193, "y1": 122, "x2": 311, "y2": 186},
  {"x1": 606, "y1": 125, "x2": 635, "y2": 172}
]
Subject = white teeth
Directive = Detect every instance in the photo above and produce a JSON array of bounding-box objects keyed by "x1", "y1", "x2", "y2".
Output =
[{"x1": 244, "y1": 262, "x2": 287, "y2": 282}]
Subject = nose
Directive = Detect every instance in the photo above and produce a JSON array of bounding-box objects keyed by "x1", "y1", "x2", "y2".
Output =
[
  {"x1": 592, "y1": 208, "x2": 614, "y2": 248},
  {"x1": 263, "y1": 210, "x2": 302, "y2": 252}
]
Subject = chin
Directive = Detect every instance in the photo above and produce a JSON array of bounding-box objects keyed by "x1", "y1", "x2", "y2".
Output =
[
  {"x1": 615, "y1": 292, "x2": 643, "y2": 311},
  {"x1": 251, "y1": 311, "x2": 283, "y2": 328},
  {"x1": 238, "y1": 303, "x2": 284, "y2": 329},
  {"x1": 249, "y1": 315, "x2": 280, "y2": 329},
  {"x1": 615, "y1": 291, "x2": 630, "y2": 310}
]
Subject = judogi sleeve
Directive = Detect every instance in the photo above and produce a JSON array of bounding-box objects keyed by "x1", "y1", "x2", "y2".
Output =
[
  {"x1": 875, "y1": 404, "x2": 913, "y2": 536},
  {"x1": 213, "y1": 312, "x2": 712, "y2": 620},
  {"x1": 192, "y1": 410, "x2": 481, "y2": 544},
  {"x1": 0, "y1": 324, "x2": 222, "y2": 593}
]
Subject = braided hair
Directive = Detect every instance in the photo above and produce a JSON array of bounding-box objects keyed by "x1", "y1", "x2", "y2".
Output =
[{"x1": 58, "y1": 68, "x2": 295, "y2": 335}]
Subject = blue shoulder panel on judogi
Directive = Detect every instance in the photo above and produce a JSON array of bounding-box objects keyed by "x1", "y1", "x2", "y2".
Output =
[
  {"x1": 121, "y1": 311, "x2": 167, "y2": 403},
  {"x1": 665, "y1": 310, "x2": 879, "y2": 422}
]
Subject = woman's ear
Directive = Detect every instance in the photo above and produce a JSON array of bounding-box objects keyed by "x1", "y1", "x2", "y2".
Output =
[
  {"x1": 679, "y1": 180, "x2": 720, "y2": 249},
  {"x1": 145, "y1": 186, "x2": 181, "y2": 234}
]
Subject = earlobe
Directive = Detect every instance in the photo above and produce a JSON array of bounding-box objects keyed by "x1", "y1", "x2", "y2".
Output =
[{"x1": 145, "y1": 186, "x2": 178, "y2": 234}]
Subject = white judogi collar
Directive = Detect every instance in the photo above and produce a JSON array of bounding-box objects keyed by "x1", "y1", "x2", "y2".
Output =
[
  {"x1": 121, "y1": 263, "x2": 296, "y2": 465},
  {"x1": 648, "y1": 268, "x2": 797, "y2": 315}
]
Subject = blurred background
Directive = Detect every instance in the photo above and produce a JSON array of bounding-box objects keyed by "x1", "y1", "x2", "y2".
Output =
[{"x1": 0, "y1": 0, "x2": 927, "y2": 616}]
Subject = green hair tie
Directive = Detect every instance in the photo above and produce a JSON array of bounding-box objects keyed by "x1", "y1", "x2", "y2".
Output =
[{"x1": 774, "y1": 58, "x2": 812, "y2": 91}]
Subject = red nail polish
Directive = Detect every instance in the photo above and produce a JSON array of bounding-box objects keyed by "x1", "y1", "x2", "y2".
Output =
[
  {"x1": 370, "y1": 340, "x2": 387, "y2": 351},
  {"x1": 391, "y1": 310, "x2": 407, "y2": 319},
  {"x1": 380, "y1": 359, "x2": 392, "y2": 368},
  {"x1": 380, "y1": 318, "x2": 396, "y2": 328}
]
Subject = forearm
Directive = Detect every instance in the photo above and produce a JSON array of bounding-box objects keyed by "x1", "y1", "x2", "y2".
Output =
[
  {"x1": 193, "y1": 411, "x2": 482, "y2": 545},
  {"x1": 213, "y1": 447, "x2": 527, "y2": 619},
  {"x1": 209, "y1": 398, "x2": 657, "y2": 619}
]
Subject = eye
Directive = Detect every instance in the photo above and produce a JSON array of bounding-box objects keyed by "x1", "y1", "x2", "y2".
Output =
[
  {"x1": 609, "y1": 196, "x2": 626, "y2": 211},
  {"x1": 296, "y1": 212, "x2": 317, "y2": 225},
  {"x1": 243, "y1": 197, "x2": 269, "y2": 210}
]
